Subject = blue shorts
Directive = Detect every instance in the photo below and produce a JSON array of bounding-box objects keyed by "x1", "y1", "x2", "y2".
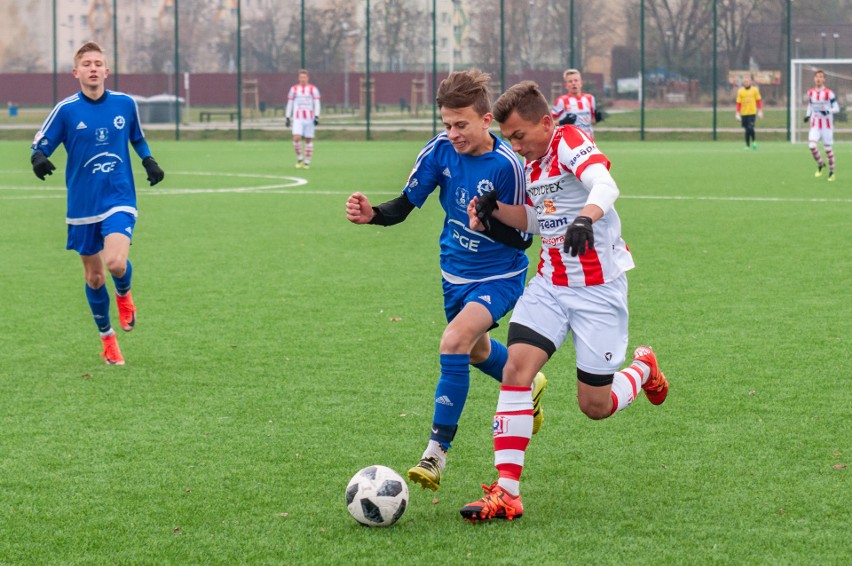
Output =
[
  {"x1": 442, "y1": 272, "x2": 526, "y2": 329},
  {"x1": 66, "y1": 212, "x2": 136, "y2": 256}
]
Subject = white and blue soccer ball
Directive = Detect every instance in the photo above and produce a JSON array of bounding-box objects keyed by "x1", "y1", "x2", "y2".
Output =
[{"x1": 345, "y1": 465, "x2": 409, "y2": 527}]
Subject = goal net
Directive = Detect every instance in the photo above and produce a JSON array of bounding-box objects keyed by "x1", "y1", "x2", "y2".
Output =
[{"x1": 790, "y1": 59, "x2": 852, "y2": 143}]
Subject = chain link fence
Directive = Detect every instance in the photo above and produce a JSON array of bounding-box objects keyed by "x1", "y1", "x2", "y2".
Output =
[{"x1": 1, "y1": 0, "x2": 849, "y2": 141}]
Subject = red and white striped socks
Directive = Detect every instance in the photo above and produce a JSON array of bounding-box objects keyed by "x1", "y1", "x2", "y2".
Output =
[{"x1": 494, "y1": 385, "x2": 534, "y2": 496}]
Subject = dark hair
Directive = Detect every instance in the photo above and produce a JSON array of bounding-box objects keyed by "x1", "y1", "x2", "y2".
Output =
[
  {"x1": 492, "y1": 80, "x2": 550, "y2": 124},
  {"x1": 74, "y1": 41, "x2": 104, "y2": 65},
  {"x1": 436, "y1": 69, "x2": 492, "y2": 116}
]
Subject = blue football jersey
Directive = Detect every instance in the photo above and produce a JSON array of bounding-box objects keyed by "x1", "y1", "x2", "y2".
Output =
[
  {"x1": 32, "y1": 90, "x2": 150, "y2": 225},
  {"x1": 404, "y1": 132, "x2": 530, "y2": 281}
]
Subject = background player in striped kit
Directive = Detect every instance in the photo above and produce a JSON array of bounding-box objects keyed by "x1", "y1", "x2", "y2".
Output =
[
  {"x1": 805, "y1": 69, "x2": 840, "y2": 182},
  {"x1": 551, "y1": 68, "x2": 600, "y2": 139},
  {"x1": 30, "y1": 41, "x2": 164, "y2": 365},
  {"x1": 345, "y1": 70, "x2": 546, "y2": 493},
  {"x1": 285, "y1": 69, "x2": 321, "y2": 169},
  {"x1": 735, "y1": 76, "x2": 763, "y2": 150},
  {"x1": 460, "y1": 81, "x2": 668, "y2": 523}
]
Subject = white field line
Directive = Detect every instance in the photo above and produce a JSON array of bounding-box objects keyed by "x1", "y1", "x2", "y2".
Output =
[{"x1": 0, "y1": 171, "x2": 849, "y2": 203}]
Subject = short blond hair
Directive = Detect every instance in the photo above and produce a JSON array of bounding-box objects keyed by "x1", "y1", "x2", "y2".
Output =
[
  {"x1": 74, "y1": 41, "x2": 105, "y2": 65},
  {"x1": 563, "y1": 68, "x2": 581, "y2": 80}
]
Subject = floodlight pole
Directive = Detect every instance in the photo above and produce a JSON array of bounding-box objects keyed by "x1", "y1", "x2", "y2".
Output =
[
  {"x1": 174, "y1": 0, "x2": 180, "y2": 141},
  {"x1": 52, "y1": 0, "x2": 57, "y2": 105},
  {"x1": 569, "y1": 0, "x2": 575, "y2": 69},
  {"x1": 300, "y1": 0, "x2": 305, "y2": 69},
  {"x1": 712, "y1": 0, "x2": 717, "y2": 141},
  {"x1": 237, "y1": 0, "x2": 242, "y2": 141},
  {"x1": 366, "y1": 0, "x2": 371, "y2": 141},
  {"x1": 499, "y1": 0, "x2": 504, "y2": 94},
  {"x1": 113, "y1": 0, "x2": 118, "y2": 90},
  {"x1": 640, "y1": 0, "x2": 645, "y2": 141},
  {"x1": 786, "y1": 0, "x2": 791, "y2": 141},
  {"x1": 433, "y1": 0, "x2": 438, "y2": 136}
]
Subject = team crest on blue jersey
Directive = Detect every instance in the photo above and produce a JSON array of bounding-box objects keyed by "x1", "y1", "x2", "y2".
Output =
[
  {"x1": 476, "y1": 179, "x2": 495, "y2": 196},
  {"x1": 454, "y1": 186, "x2": 470, "y2": 209},
  {"x1": 95, "y1": 128, "x2": 109, "y2": 143},
  {"x1": 113, "y1": 115, "x2": 125, "y2": 129}
]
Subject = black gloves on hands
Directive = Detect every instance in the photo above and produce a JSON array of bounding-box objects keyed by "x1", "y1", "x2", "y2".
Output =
[
  {"x1": 474, "y1": 190, "x2": 499, "y2": 230},
  {"x1": 285, "y1": 117, "x2": 291, "y2": 128},
  {"x1": 142, "y1": 156, "x2": 164, "y2": 186},
  {"x1": 803, "y1": 115, "x2": 810, "y2": 123},
  {"x1": 564, "y1": 216, "x2": 594, "y2": 257},
  {"x1": 594, "y1": 110, "x2": 603, "y2": 122},
  {"x1": 31, "y1": 152, "x2": 56, "y2": 180},
  {"x1": 558, "y1": 113, "x2": 577, "y2": 126},
  {"x1": 314, "y1": 117, "x2": 320, "y2": 126}
]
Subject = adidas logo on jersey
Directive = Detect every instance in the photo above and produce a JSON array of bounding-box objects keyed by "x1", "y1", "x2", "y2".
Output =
[
  {"x1": 478, "y1": 295, "x2": 492, "y2": 304},
  {"x1": 76, "y1": 121, "x2": 87, "y2": 130},
  {"x1": 443, "y1": 168, "x2": 452, "y2": 178},
  {"x1": 435, "y1": 395, "x2": 453, "y2": 406}
]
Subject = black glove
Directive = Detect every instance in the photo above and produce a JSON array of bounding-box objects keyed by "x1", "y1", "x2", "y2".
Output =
[
  {"x1": 563, "y1": 215, "x2": 594, "y2": 257},
  {"x1": 558, "y1": 113, "x2": 577, "y2": 126},
  {"x1": 474, "y1": 189, "x2": 499, "y2": 230},
  {"x1": 803, "y1": 115, "x2": 811, "y2": 123},
  {"x1": 31, "y1": 151, "x2": 56, "y2": 180},
  {"x1": 314, "y1": 117, "x2": 319, "y2": 126},
  {"x1": 819, "y1": 110, "x2": 830, "y2": 116},
  {"x1": 285, "y1": 117, "x2": 291, "y2": 128},
  {"x1": 594, "y1": 110, "x2": 603, "y2": 122},
  {"x1": 142, "y1": 156, "x2": 164, "y2": 186}
]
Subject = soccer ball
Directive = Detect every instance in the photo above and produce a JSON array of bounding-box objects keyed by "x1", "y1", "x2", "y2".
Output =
[{"x1": 345, "y1": 465, "x2": 409, "y2": 527}]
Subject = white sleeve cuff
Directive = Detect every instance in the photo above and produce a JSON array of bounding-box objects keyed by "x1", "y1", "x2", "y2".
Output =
[
  {"x1": 581, "y1": 163, "x2": 620, "y2": 215},
  {"x1": 525, "y1": 204, "x2": 540, "y2": 234}
]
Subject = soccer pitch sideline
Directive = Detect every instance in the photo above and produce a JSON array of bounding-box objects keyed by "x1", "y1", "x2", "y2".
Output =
[{"x1": 0, "y1": 140, "x2": 849, "y2": 564}]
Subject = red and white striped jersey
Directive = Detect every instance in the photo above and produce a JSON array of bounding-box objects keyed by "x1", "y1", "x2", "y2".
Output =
[
  {"x1": 552, "y1": 93, "x2": 596, "y2": 138},
  {"x1": 286, "y1": 83, "x2": 321, "y2": 120},
  {"x1": 806, "y1": 87, "x2": 839, "y2": 130},
  {"x1": 526, "y1": 125, "x2": 634, "y2": 288}
]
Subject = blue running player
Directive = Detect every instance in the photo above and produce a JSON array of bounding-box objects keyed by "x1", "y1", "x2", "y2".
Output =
[
  {"x1": 345, "y1": 69, "x2": 547, "y2": 491},
  {"x1": 30, "y1": 41, "x2": 164, "y2": 365}
]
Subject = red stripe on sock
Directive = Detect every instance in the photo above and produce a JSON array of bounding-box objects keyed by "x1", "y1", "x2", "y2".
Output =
[
  {"x1": 496, "y1": 463, "x2": 523, "y2": 481},
  {"x1": 495, "y1": 436, "x2": 531, "y2": 451},
  {"x1": 609, "y1": 391, "x2": 619, "y2": 416},
  {"x1": 500, "y1": 385, "x2": 531, "y2": 392}
]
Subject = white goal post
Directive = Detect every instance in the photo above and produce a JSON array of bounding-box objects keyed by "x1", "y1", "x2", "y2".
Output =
[{"x1": 790, "y1": 58, "x2": 852, "y2": 143}]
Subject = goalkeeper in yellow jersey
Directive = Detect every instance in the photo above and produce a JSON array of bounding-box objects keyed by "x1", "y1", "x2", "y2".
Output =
[{"x1": 735, "y1": 76, "x2": 763, "y2": 150}]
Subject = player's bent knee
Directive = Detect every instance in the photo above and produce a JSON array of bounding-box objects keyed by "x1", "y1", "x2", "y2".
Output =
[
  {"x1": 439, "y1": 327, "x2": 472, "y2": 355},
  {"x1": 577, "y1": 368, "x2": 615, "y2": 420},
  {"x1": 809, "y1": 142, "x2": 818, "y2": 150},
  {"x1": 85, "y1": 273, "x2": 106, "y2": 289}
]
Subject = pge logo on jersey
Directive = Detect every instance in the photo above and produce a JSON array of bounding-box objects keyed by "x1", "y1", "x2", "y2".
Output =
[{"x1": 84, "y1": 152, "x2": 123, "y2": 175}]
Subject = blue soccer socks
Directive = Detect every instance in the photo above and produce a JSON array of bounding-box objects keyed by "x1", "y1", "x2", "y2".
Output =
[
  {"x1": 85, "y1": 284, "x2": 112, "y2": 333},
  {"x1": 472, "y1": 338, "x2": 507, "y2": 382},
  {"x1": 112, "y1": 260, "x2": 132, "y2": 296},
  {"x1": 430, "y1": 353, "x2": 471, "y2": 449}
]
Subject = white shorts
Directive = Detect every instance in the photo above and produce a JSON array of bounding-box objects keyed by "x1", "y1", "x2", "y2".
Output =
[
  {"x1": 292, "y1": 119, "x2": 316, "y2": 139},
  {"x1": 809, "y1": 127, "x2": 834, "y2": 146},
  {"x1": 509, "y1": 274, "x2": 629, "y2": 375}
]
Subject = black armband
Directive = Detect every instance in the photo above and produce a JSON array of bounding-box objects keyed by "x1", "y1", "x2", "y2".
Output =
[
  {"x1": 369, "y1": 193, "x2": 416, "y2": 226},
  {"x1": 483, "y1": 218, "x2": 532, "y2": 250}
]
